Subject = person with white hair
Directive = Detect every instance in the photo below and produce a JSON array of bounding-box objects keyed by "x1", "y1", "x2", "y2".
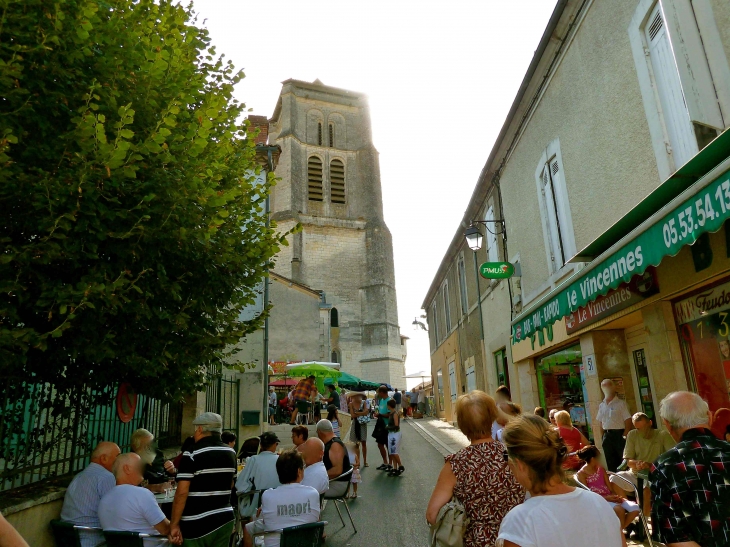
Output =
[
  {"x1": 595, "y1": 379, "x2": 632, "y2": 471},
  {"x1": 130, "y1": 428, "x2": 175, "y2": 492},
  {"x1": 649, "y1": 391, "x2": 730, "y2": 547}
]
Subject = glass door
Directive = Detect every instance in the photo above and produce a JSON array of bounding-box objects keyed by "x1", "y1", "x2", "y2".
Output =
[{"x1": 632, "y1": 348, "x2": 657, "y2": 427}]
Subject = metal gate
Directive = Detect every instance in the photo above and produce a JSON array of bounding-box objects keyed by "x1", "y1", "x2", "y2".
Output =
[{"x1": 205, "y1": 373, "x2": 240, "y2": 439}]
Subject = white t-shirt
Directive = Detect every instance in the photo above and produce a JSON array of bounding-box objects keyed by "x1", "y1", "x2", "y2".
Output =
[
  {"x1": 596, "y1": 397, "x2": 631, "y2": 430},
  {"x1": 98, "y1": 485, "x2": 168, "y2": 546},
  {"x1": 260, "y1": 484, "x2": 321, "y2": 547},
  {"x1": 301, "y1": 461, "x2": 329, "y2": 494},
  {"x1": 496, "y1": 488, "x2": 622, "y2": 547}
]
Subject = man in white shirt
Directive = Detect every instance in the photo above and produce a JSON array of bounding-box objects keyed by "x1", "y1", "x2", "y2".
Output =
[
  {"x1": 60, "y1": 442, "x2": 120, "y2": 547},
  {"x1": 300, "y1": 438, "x2": 329, "y2": 495},
  {"x1": 235, "y1": 432, "x2": 282, "y2": 519},
  {"x1": 243, "y1": 450, "x2": 320, "y2": 547},
  {"x1": 97, "y1": 453, "x2": 170, "y2": 546},
  {"x1": 595, "y1": 378, "x2": 633, "y2": 472}
]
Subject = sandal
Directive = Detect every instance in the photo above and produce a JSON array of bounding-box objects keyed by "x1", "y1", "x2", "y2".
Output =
[
  {"x1": 363, "y1": 463, "x2": 369, "y2": 467},
  {"x1": 399, "y1": 466, "x2": 405, "y2": 473},
  {"x1": 376, "y1": 464, "x2": 390, "y2": 470}
]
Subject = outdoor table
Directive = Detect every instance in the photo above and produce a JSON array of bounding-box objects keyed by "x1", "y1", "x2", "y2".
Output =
[{"x1": 154, "y1": 488, "x2": 176, "y2": 519}]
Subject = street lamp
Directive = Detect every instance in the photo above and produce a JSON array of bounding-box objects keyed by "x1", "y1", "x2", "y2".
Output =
[{"x1": 465, "y1": 225, "x2": 483, "y2": 251}]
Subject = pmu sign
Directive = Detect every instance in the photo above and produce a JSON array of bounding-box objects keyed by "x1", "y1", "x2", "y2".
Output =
[{"x1": 480, "y1": 262, "x2": 514, "y2": 279}]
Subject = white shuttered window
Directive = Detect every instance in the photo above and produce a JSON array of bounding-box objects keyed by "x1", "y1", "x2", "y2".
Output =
[{"x1": 485, "y1": 206, "x2": 499, "y2": 263}]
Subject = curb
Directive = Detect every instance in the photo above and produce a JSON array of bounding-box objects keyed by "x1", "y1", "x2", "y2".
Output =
[{"x1": 406, "y1": 418, "x2": 460, "y2": 456}]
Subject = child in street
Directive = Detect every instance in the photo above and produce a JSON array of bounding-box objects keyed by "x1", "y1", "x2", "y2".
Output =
[
  {"x1": 386, "y1": 399, "x2": 404, "y2": 476},
  {"x1": 577, "y1": 445, "x2": 640, "y2": 532},
  {"x1": 327, "y1": 404, "x2": 340, "y2": 438},
  {"x1": 345, "y1": 441, "x2": 361, "y2": 498}
]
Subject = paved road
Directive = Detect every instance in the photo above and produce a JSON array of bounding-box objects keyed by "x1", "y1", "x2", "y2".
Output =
[{"x1": 322, "y1": 420, "x2": 444, "y2": 546}]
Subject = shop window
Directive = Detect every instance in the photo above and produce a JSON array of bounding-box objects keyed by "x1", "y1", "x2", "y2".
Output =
[
  {"x1": 631, "y1": 349, "x2": 657, "y2": 427},
  {"x1": 448, "y1": 361, "x2": 457, "y2": 402},
  {"x1": 485, "y1": 206, "x2": 499, "y2": 263},
  {"x1": 675, "y1": 280, "x2": 730, "y2": 413},
  {"x1": 442, "y1": 282, "x2": 452, "y2": 333},
  {"x1": 457, "y1": 255, "x2": 468, "y2": 315},
  {"x1": 330, "y1": 307, "x2": 339, "y2": 328},
  {"x1": 494, "y1": 349, "x2": 510, "y2": 392},
  {"x1": 536, "y1": 344, "x2": 591, "y2": 438}
]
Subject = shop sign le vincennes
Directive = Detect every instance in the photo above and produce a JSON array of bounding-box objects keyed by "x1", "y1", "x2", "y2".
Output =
[{"x1": 565, "y1": 268, "x2": 659, "y2": 334}]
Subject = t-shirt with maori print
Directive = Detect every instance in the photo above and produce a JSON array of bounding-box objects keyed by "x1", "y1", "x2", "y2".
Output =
[{"x1": 446, "y1": 441, "x2": 525, "y2": 547}]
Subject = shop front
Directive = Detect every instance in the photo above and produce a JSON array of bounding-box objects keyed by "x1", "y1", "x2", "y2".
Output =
[{"x1": 512, "y1": 131, "x2": 730, "y2": 439}]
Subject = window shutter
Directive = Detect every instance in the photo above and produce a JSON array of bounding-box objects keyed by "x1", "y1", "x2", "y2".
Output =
[
  {"x1": 660, "y1": 0, "x2": 724, "y2": 130},
  {"x1": 307, "y1": 156, "x2": 323, "y2": 201},
  {"x1": 645, "y1": 3, "x2": 698, "y2": 167},
  {"x1": 541, "y1": 164, "x2": 564, "y2": 269},
  {"x1": 330, "y1": 159, "x2": 346, "y2": 204},
  {"x1": 548, "y1": 158, "x2": 574, "y2": 260},
  {"x1": 443, "y1": 283, "x2": 451, "y2": 332},
  {"x1": 485, "y1": 206, "x2": 499, "y2": 263}
]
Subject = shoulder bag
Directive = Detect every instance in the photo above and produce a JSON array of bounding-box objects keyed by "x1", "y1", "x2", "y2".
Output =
[{"x1": 430, "y1": 496, "x2": 468, "y2": 547}]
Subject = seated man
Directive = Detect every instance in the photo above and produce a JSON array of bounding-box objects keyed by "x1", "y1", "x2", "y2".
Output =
[
  {"x1": 235, "y1": 432, "x2": 282, "y2": 519},
  {"x1": 98, "y1": 453, "x2": 171, "y2": 546},
  {"x1": 131, "y1": 428, "x2": 174, "y2": 492},
  {"x1": 650, "y1": 391, "x2": 730, "y2": 547},
  {"x1": 290, "y1": 425, "x2": 308, "y2": 452},
  {"x1": 316, "y1": 419, "x2": 351, "y2": 497},
  {"x1": 610, "y1": 411, "x2": 675, "y2": 516},
  {"x1": 300, "y1": 438, "x2": 329, "y2": 495},
  {"x1": 60, "y1": 441, "x2": 120, "y2": 547},
  {"x1": 243, "y1": 450, "x2": 320, "y2": 547}
]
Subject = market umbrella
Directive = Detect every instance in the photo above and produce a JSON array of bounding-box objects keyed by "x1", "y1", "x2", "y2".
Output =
[
  {"x1": 286, "y1": 362, "x2": 341, "y2": 379},
  {"x1": 403, "y1": 370, "x2": 431, "y2": 389},
  {"x1": 324, "y1": 371, "x2": 362, "y2": 389}
]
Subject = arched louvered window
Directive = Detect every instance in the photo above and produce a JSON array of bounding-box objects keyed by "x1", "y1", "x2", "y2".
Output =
[
  {"x1": 329, "y1": 124, "x2": 335, "y2": 147},
  {"x1": 308, "y1": 156, "x2": 323, "y2": 201},
  {"x1": 330, "y1": 159, "x2": 345, "y2": 204},
  {"x1": 317, "y1": 123, "x2": 323, "y2": 146}
]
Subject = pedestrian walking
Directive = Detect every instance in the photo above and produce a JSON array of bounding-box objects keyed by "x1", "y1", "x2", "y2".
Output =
[
  {"x1": 348, "y1": 392, "x2": 370, "y2": 467},
  {"x1": 596, "y1": 379, "x2": 632, "y2": 471},
  {"x1": 393, "y1": 388, "x2": 402, "y2": 417},
  {"x1": 170, "y1": 412, "x2": 237, "y2": 547},
  {"x1": 495, "y1": 414, "x2": 624, "y2": 547},
  {"x1": 386, "y1": 399, "x2": 404, "y2": 476},
  {"x1": 427, "y1": 391, "x2": 524, "y2": 547},
  {"x1": 373, "y1": 386, "x2": 392, "y2": 470},
  {"x1": 410, "y1": 388, "x2": 419, "y2": 415}
]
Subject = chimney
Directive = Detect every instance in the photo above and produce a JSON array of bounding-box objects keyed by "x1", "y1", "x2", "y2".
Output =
[{"x1": 247, "y1": 115, "x2": 269, "y2": 145}]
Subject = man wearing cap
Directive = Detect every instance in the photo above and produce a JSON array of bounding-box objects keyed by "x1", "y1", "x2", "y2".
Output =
[
  {"x1": 169, "y1": 412, "x2": 236, "y2": 547},
  {"x1": 235, "y1": 432, "x2": 282, "y2": 520},
  {"x1": 289, "y1": 375, "x2": 316, "y2": 425}
]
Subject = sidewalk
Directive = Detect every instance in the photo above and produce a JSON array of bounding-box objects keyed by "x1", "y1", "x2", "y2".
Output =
[{"x1": 405, "y1": 417, "x2": 652, "y2": 547}]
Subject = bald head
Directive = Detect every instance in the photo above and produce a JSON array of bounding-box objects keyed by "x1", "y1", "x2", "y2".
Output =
[
  {"x1": 301, "y1": 438, "x2": 325, "y2": 466},
  {"x1": 659, "y1": 391, "x2": 710, "y2": 440},
  {"x1": 112, "y1": 452, "x2": 144, "y2": 486},
  {"x1": 90, "y1": 442, "x2": 121, "y2": 471}
]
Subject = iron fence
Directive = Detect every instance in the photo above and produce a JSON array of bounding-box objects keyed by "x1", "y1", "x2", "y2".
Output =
[
  {"x1": 205, "y1": 372, "x2": 240, "y2": 434},
  {"x1": 0, "y1": 378, "x2": 182, "y2": 492}
]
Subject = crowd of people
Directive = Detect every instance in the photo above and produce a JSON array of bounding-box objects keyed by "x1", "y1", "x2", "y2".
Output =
[{"x1": 427, "y1": 387, "x2": 730, "y2": 547}]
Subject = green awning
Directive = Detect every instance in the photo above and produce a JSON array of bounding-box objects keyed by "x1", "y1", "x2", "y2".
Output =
[
  {"x1": 571, "y1": 130, "x2": 730, "y2": 262},
  {"x1": 512, "y1": 141, "x2": 730, "y2": 345}
]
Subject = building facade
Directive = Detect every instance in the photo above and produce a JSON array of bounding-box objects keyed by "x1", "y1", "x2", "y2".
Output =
[
  {"x1": 424, "y1": 0, "x2": 730, "y2": 438},
  {"x1": 267, "y1": 79, "x2": 405, "y2": 387}
]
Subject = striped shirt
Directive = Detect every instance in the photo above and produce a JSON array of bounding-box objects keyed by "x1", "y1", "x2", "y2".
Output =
[
  {"x1": 177, "y1": 435, "x2": 236, "y2": 540},
  {"x1": 60, "y1": 462, "x2": 116, "y2": 547}
]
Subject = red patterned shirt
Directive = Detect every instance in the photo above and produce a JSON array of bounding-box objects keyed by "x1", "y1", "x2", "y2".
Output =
[
  {"x1": 446, "y1": 440, "x2": 525, "y2": 547},
  {"x1": 292, "y1": 378, "x2": 315, "y2": 402}
]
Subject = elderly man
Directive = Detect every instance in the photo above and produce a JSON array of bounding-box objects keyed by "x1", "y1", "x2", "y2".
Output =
[
  {"x1": 61, "y1": 441, "x2": 120, "y2": 547},
  {"x1": 97, "y1": 453, "x2": 171, "y2": 546},
  {"x1": 235, "y1": 432, "x2": 282, "y2": 519},
  {"x1": 650, "y1": 391, "x2": 730, "y2": 547},
  {"x1": 316, "y1": 419, "x2": 351, "y2": 496},
  {"x1": 242, "y1": 450, "x2": 320, "y2": 547},
  {"x1": 300, "y1": 438, "x2": 329, "y2": 495},
  {"x1": 289, "y1": 375, "x2": 316, "y2": 425},
  {"x1": 169, "y1": 412, "x2": 236, "y2": 547},
  {"x1": 131, "y1": 428, "x2": 175, "y2": 492},
  {"x1": 610, "y1": 412, "x2": 675, "y2": 516},
  {"x1": 596, "y1": 378, "x2": 632, "y2": 471}
]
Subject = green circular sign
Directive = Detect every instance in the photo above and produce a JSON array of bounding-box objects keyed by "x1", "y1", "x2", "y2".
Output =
[{"x1": 479, "y1": 262, "x2": 514, "y2": 279}]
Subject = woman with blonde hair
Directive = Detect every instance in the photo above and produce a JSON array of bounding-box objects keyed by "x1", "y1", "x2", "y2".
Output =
[
  {"x1": 496, "y1": 414, "x2": 625, "y2": 547},
  {"x1": 427, "y1": 391, "x2": 524, "y2": 547},
  {"x1": 554, "y1": 410, "x2": 589, "y2": 470}
]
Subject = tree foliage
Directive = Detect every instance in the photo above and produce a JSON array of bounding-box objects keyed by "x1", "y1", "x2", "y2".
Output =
[{"x1": 0, "y1": 0, "x2": 287, "y2": 401}]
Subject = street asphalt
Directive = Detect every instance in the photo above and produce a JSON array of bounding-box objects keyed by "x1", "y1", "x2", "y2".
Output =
[{"x1": 321, "y1": 420, "x2": 445, "y2": 547}]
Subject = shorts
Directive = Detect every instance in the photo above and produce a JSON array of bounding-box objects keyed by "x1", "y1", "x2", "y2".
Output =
[
  {"x1": 296, "y1": 400, "x2": 311, "y2": 413},
  {"x1": 388, "y1": 431, "x2": 402, "y2": 455},
  {"x1": 610, "y1": 499, "x2": 641, "y2": 513},
  {"x1": 395, "y1": 403, "x2": 402, "y2": 413}
]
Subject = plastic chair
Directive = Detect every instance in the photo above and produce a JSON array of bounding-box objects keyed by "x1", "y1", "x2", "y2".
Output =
[
  {"x1": 254, "y1": 521, "x2": 327, "y2": 547},
  {"x1": 103, "y1": 530, "x2": 160, "y2": 547},
  {"x1": 50, "y1": 520, "x2": 103, "y2": 547},
  {"x1": 323, "y1": 468, "x2": 356, "y2": 533}
]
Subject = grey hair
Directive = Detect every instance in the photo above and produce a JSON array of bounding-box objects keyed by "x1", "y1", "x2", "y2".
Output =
[
  {"x1": 659, "y1": 391, "x2": 709, "y2": 430},
  {"x1": 130, "y1": 428, "x2": 153, "y2": 452},
  {"x1": 200, "y1": 424, "x2": 222, "y2": 434}
]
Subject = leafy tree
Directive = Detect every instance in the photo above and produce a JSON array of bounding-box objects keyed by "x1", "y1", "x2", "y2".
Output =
[{"x1": 0, "y1": 0, "x2": 288, "y2": 402}]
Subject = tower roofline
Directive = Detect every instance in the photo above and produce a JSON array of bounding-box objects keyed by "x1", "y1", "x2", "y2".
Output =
[{"x1": 270, "y1": 79, "x2": 367, "y2": 123}]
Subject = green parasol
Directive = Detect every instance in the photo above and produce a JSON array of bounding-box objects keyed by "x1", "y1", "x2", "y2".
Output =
[{"x1": 286, "y1": 363, "x2": 342, "y2": 379}]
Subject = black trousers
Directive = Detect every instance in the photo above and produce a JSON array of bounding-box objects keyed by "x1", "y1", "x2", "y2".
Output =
[{"x1": 602, "y1": 429, "x2": 626, "y2": 472}]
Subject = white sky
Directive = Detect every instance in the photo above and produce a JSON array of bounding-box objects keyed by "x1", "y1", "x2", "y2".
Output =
[{"x1": 192, "y1": 0, "x2": 557, "y2": 388}]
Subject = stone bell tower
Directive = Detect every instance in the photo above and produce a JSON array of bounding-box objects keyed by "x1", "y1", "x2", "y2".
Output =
[{"x1": 267, "y1": 79, "x2": 404, "y2": 386}]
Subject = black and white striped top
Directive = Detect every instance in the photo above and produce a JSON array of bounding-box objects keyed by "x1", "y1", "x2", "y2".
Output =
[{"x1": 177, "y1": 435, "x2": 236, "y2": 539}]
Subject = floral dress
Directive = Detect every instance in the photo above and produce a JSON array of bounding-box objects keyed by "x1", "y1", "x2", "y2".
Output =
[{"x1": 446, "y1": 441, "x2": 525, "y2": 547}]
